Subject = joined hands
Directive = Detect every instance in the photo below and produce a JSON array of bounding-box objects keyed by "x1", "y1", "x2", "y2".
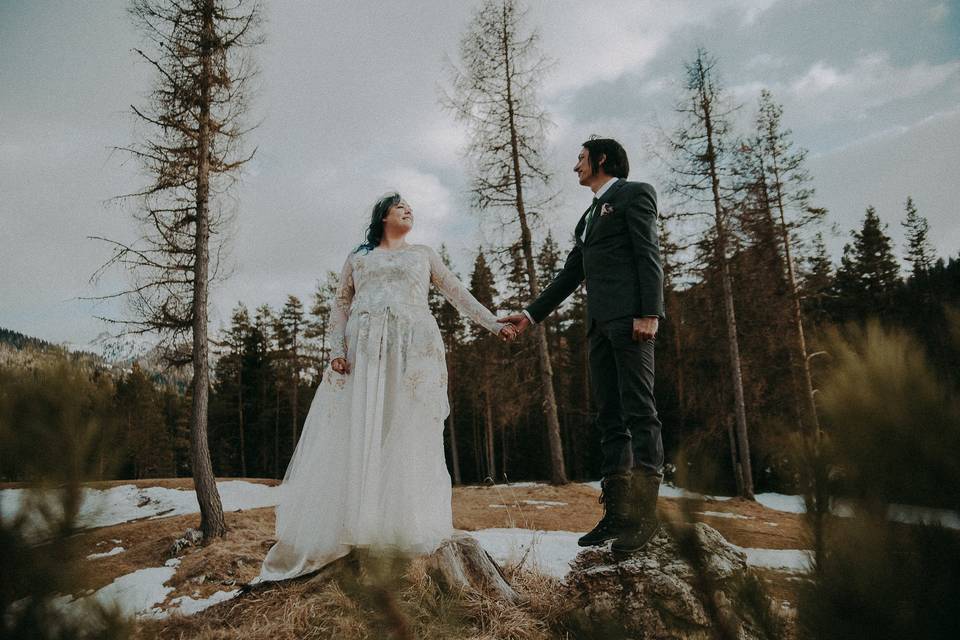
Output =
[
  {"x1": 498, "y1": 313, "x2": 659, "y2": 342},
  {"x1": 497, "y1": 313, "x2": 530, "y2": 342}
]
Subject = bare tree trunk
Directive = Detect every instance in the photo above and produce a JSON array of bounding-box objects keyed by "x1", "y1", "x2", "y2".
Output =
[
  {"x1": 274, "y1": 385, "x2": 280, "y2": 478},
  {"x1": 726, "y1": 413, "x2": 744, "y2": 496},
  {"x1": 701, "y1": 76, "x2": 754, "y2": 499},
  {"x1": 501, "y1": 15, "x2": 566, "y2": 484},
  {"x1": 751, "y1": 197, "x2": 807, "y2": 433},
  {"x1": 500, "y1": 419, "x2": 508, "y2": 481},
  {"x1": 291, "y1": 368, "x2": 299, "y2": 450},
  {"x1": 772, "y1": 180, "x2": 821, "y2": 439},
  {"x1": 237, "y1": 365, "x2": 247, "y2": 477},
  {"x1": 714, "y1": 226, "x2": 754, "y2": 499},
  {"x1": 672, "y1": 295, "x2": 687, "y2": 434},
  {"x1": 472, "y1": 405, "x2": 482, "y2": 483},
  {"x1": 447, "y1": 359, "x2": 462, "y2": 484},
  {"x1": 484, "y1": 388, "x2": 496, "y2": 481},
  {"x1": 190, "y1": 0, "x2": 226, "y2": 538}
]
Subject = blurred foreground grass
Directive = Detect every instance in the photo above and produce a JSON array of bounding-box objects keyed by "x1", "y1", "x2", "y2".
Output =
[{"x1": 1, "y1": 361, "x2": 130, "y2": 639}]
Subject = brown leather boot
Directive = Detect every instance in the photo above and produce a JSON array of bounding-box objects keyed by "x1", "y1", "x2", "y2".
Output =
[
  {"x1": 578, "y1": 472, "x2": 632, "y2": 547},
  {"x1": 611, "y1": 473, "x2": 661, "y2": 554}
]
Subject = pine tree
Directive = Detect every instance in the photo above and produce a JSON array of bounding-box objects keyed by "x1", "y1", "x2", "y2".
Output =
[
  {"x1": 739, "y1": 88, "x2": 827, "y2": 437},
  {"x1": 305, "y1": 271, "x2": 340, "y2": 376},
  {"x1": 834, "y1": 206, "x2": 901, "y2": 319},
  {"x1": 468, "y1": 250, "x2": 500, "y2": 481},
  {"x1": 278, "y1": 296, "x2": 306, "y2": 451},
  {"x1": 800, "y1": 233, "x2": 834, "y2": 325},
  {"x1": 254, "y1": 304, "x2": 282, "y2": 477},
  {"x1": 664, "y1": 47, "x2": 755, "y2": 498},
  {"x1": 88, "y1": 0, "x2": 264, "y2": 539},
  {"x1": 432, "y1": 245, "x2": 466, "y2": 484},
  {"x1": 210, "y1": 304, "x2": 248, "y2": 476},
  {"x1": 114, "y1": 363, "x2": 170, "y2": 478},
  {"x1": 902, "y1": 196, "x2": 936, "y2": 279},
  {"x1": 444, "y1": 0, "x2": 568, "y2": 484}
]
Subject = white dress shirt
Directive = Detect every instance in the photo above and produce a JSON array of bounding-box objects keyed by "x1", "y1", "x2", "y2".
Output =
[{"x1": 579, "y1": 176, "x2": 619, "y2": 242}]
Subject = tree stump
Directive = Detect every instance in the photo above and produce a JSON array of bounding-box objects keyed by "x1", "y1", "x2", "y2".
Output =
[
  {"x1": 424, "y1": 533, "x2": 524, "y2": 605},
  {"x1": 242, "y1": 533, "x2": 522, "y2": 605}
]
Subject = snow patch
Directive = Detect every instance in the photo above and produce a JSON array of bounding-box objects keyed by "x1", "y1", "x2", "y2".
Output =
[
  {"x1": 732, "y1": 545, "x2": 813, "y2": 573},
  {"x1": 488, "y1": 499, "x2": 567, "y2": 510},
  {"x1": 886, "y1": 503, "x2": 960, "y2": 530},
  {"x1": 697, "y1": 511, "x2": 753, "y2": 520},
  {"x1": 52, "y1": 566, "x2": 177, "y2": 621},
  {"x1": 1, "y1": 480, "x2": 279, "y2": 539},
  {"x1": 165, "y1": 589, "x2": 240, "y2": 616},
  {"x1": 86, "y1": 546, "x2": 125, "y2": 560},
  {"x1": 581, "y1": 481, "x2": 732, "y2": 502},
  {"x1": 754, "y1": 492, "x2": 807, "y2": 514},
  {"x1": 756, "y1": 493, "x2": 960, "y2": 530},
  {"x1": 472, "y1": 528, "x2": 582, "y2": 580}
]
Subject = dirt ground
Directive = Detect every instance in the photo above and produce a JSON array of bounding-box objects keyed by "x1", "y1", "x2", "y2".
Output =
[{"x1": 50, "y1": 478, "x2": 814, "y2": 621}]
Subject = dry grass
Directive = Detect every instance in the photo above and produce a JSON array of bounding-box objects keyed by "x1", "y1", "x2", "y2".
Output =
[
  {"x1": 133, "y1": 550, "x2": 566, "y2": 640},
  {"x1": 55, "y1": 479, "x2": 824, "y2": 638}
]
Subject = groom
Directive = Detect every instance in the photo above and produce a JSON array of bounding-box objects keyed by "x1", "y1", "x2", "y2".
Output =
[{"x1": 500, "y1": 137, "x2": 665, "y2": 553}]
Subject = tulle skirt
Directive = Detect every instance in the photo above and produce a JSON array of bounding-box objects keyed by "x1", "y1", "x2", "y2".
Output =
[{"x1": 258, "y1": 303, "x2": 454, "y2": 582}]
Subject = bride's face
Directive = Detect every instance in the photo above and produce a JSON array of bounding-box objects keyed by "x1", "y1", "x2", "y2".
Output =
[{"x1": 383, "y1": 200, "x2": 414, "y2": 233}]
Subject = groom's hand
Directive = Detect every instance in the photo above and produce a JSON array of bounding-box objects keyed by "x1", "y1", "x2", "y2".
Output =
[
  {"x1": 498, "y1": 313, "x2": 531, "y2": 335},
  {"x1": 498, "y1": 324, "x2": 518, "y2": 342},
  {"x1": 633, "y1": 317, "x2": 658, "y2": 342}
]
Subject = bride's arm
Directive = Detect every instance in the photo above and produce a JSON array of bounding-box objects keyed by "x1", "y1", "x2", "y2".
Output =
[
  {"x1": 329, "y1": 254, "x2": 355, "y2": 362},
  {"x1": 426, "y1": 246, "x2": 505, "y2": 335}
]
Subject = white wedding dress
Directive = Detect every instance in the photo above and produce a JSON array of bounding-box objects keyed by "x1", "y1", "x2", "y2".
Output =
[{"x1": 256, "y1": 243, "x2": 503, "y2": 582}]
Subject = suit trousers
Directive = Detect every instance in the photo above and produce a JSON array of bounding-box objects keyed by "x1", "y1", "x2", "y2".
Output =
[{"x1": 589, "y1": 315, "x2": 664, "y2": 478}]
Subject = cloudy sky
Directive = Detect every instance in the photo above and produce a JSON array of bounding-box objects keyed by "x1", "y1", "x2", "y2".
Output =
[{"x1": 2, "y1": 0, "x2": 958, "y2": 347}]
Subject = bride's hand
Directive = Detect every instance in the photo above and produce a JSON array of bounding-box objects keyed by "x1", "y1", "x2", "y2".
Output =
[
  {"x1": 498, "y1": 324, "x2": 518, "y2": 342},
  {"x1": 331, "y1": 357, "x2": 351, "y2": 374}
]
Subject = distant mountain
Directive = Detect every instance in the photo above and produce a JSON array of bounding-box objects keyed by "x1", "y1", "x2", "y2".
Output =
[
  {"x1": 0, "y1": 326, "x2": 190, "y2": 391},
  {"x1": 75, "y1": 330, "x2": 157, "y2": 365},
  {"x1": 0, "y1": 327, "x2": 61, "y2": 352}
]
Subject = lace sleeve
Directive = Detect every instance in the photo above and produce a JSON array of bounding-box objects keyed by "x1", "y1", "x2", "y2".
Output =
[
  {"x1": 427, "y1": 246, "x2": 504, "y2": 335},
  {"x1": 329, "y1": 254, "x2": 355, "y2": 361}
]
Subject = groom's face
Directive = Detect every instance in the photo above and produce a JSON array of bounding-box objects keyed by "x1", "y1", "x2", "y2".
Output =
[{"x1": 574, "y1": 147, "x2": 604, "y2": 187}]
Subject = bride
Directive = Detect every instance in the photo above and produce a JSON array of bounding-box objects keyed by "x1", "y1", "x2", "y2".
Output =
[{"x1": 255, "y1": 192, "x2": 516, "y2": 582}]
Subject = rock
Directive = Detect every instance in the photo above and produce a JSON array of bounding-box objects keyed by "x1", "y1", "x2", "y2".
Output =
[
  {"x1": 169, "y1": 527, "x2": 204, "y2": 557},
  {"x1": 561, "y1": 523, "x2": 786, "y2": 639}
]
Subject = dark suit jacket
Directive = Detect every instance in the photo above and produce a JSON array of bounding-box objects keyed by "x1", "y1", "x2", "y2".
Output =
[{"x1": 525, "y1": 178, "x2": 665, "y2": 328}]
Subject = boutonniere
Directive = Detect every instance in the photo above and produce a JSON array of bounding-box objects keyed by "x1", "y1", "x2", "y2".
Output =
[{"x1": 600, "y1": 203, "x2": 614, "y2": 216}]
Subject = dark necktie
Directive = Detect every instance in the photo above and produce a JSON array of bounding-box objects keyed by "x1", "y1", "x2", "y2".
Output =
[{"x1": 583, "y1": 197, "x2": 600, "y2": 239}]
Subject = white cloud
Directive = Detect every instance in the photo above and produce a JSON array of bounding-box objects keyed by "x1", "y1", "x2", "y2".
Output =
[
  {"x1": 785, "y1": 53, "x2": 960, "y2": 120},
  {"x1": 378, "y1": 166, "x2": 454, "y2": 246},
  {"x1": 531, "y1": 0, "x2": 786, "y2": 97},
  {"x1": 927, "y1": 2, "x2": 949, "y2": 23}
]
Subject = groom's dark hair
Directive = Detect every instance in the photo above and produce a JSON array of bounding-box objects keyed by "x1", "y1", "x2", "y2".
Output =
[{"x1": 582, "y1": 137, "x2": 629, "y2": 179}]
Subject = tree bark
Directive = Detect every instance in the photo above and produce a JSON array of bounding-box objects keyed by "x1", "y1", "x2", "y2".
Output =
[
  {"x1": 190, "y1": 0, "x2": 227, "y2": 539},
  {"x1": 425, "y1": 534, "x2": 523, "y2": 605},
  {"x1": 771, "y1": 167, "x2": 821, "y2": 438},
  {"x1": 500, "y1": 11, "x2": 567, "y2": 484},
  {"x1": 701, "y1": 77, "x2": 754, "y2": 499},
  {"x1": 237, "y1": 362, "x2": 247, "y2": 477},
  {"x1": 447, "y1": 350, "x2": 462, "y2": 485},
  {"x1": 484, "y1": 388, "x2": 496, "y2": 482},
  {"x1": 274, "y1": 385, "x2": 281, "y2": 478}
]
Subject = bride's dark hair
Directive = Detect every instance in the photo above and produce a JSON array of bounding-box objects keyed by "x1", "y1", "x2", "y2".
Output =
[{"x1": 355, "y1": 191, "x2": 401, "y2": 254}]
